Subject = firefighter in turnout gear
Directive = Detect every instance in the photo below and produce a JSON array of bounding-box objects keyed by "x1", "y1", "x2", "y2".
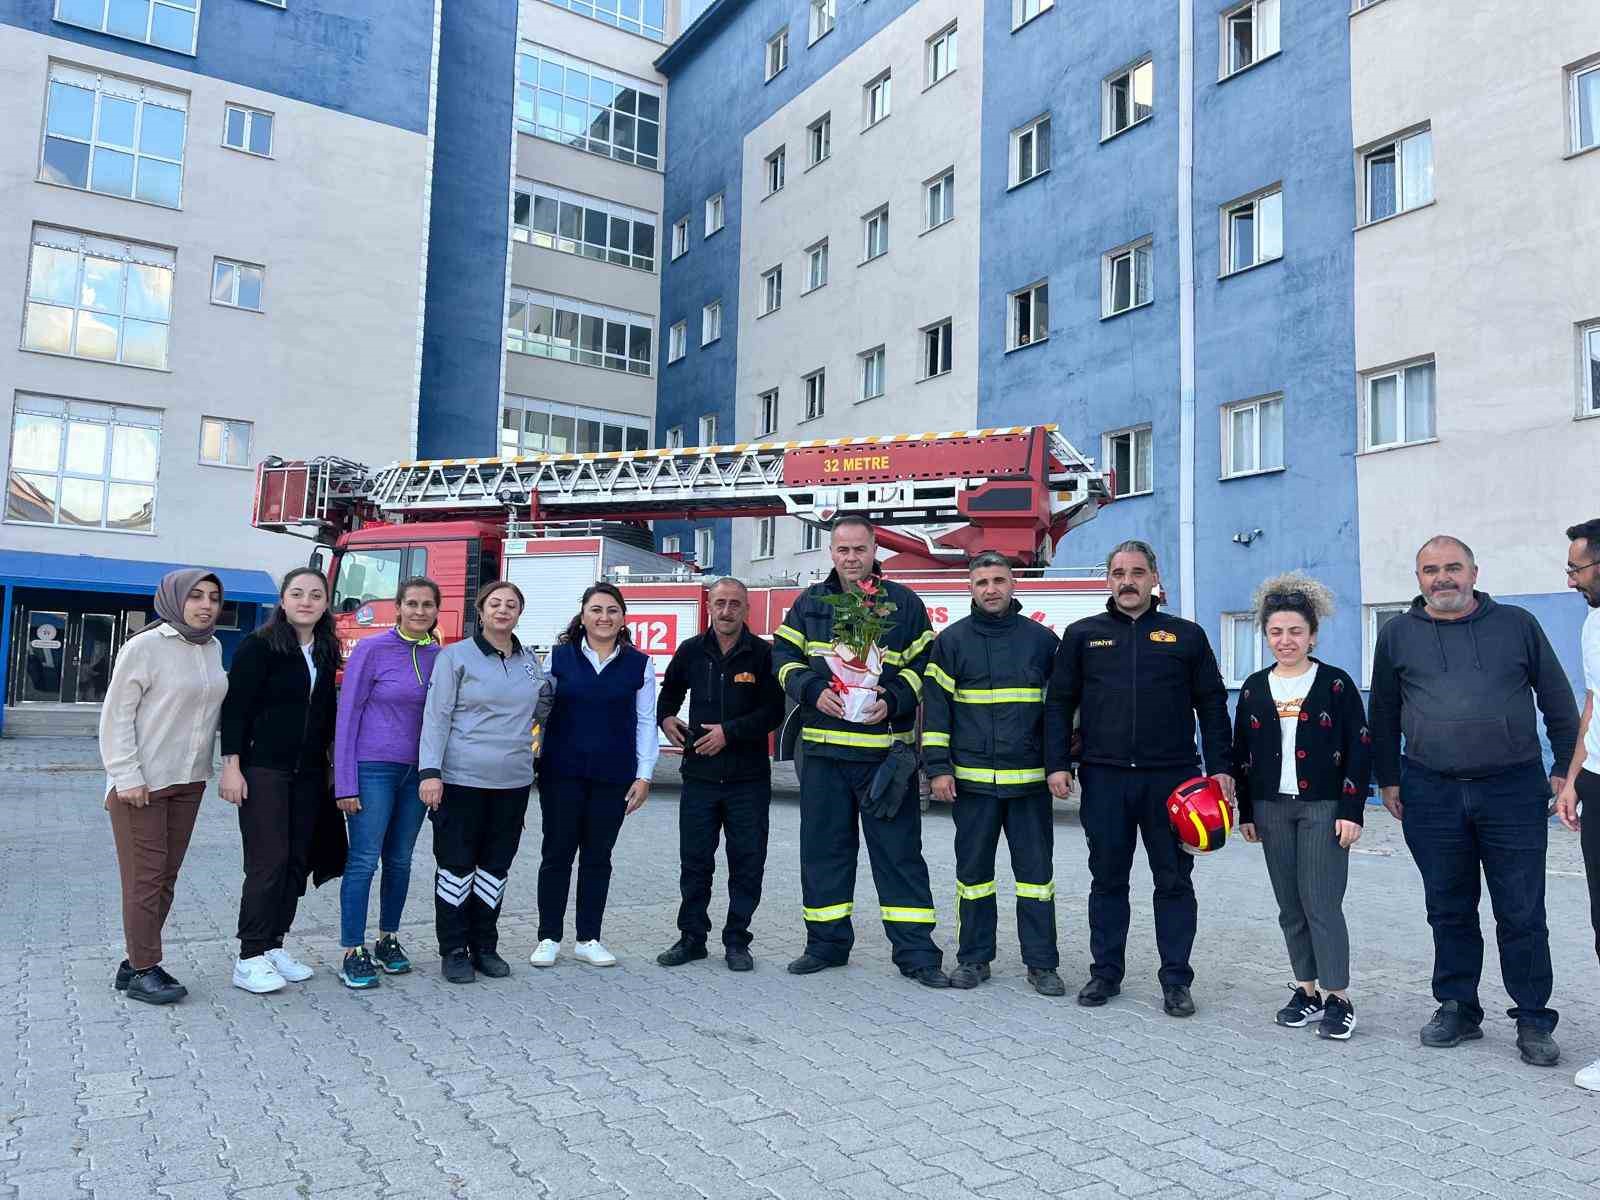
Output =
[
  {"x1": 922, "y1": 553, "x2": 1066, "y2": 996},
  {"x1": 771, "y1": 517, "x2": 949, "y2": 987}
]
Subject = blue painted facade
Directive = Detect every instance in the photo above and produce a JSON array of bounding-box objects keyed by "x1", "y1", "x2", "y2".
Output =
[
  {"x1": 416, "y1": 0, "x2": 517, "y2": 458},
  {"x1": 0, "y1": 0, "x2": 435, "y2": 133}
]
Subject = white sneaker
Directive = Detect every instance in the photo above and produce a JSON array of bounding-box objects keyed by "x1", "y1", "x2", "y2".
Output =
[
  {"x1": 264, "y1": 947, "x2": 314, "y2": 982},
  {"x1": 233, "y1": 955, "x2": 287, "y2": 994},
  {"x1": 1576, "y1": 1059, "x2": 1600, "y2": 1091},
  {"x1": 574, "y1": 940, "x2": 616, "y2": 967},
  {"x1": 529, "y1": 939, "x2": 560, "y2": 968}
]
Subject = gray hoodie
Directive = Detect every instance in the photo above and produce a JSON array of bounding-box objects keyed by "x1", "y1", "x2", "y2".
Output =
[
  {"x1": 1369, "y1": 591, "x2": 1578, "y2": 786},
  {"x1": 418, "y1": 634, "x2": 555, "y2": 790}
]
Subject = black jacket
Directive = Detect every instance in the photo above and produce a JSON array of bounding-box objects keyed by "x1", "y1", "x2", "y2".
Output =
[
  {"x1": 922, "y1": 601, "x2": 1059, "y2": 797},
  {"x1": 772, "y1": 566, "x2": 934, "y2": 763},
  {"x1": 1229, "y1": 659, "x2": 1373, "y2": 825},
  {"x1": 1045, "y1": 599, "x2": 1231, "y2": 774},
  {"x1": 657, "y1": 627, "x2": 785, "y2": 783},
  {"x1": 220, "y1": 633, "x2": 338, "y2": 773}
]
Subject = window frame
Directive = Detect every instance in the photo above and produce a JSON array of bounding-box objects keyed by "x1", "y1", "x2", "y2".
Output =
[
  {"x1": 1011, "y1": 0, "x2": 1053, "y2": 33},
  {"x1": 804, "y1": 239, "x2": 830, "y2": 293},
  {"x1": 39, "y1": 65, "x2": 189, "y2": 209},
  {"x1": 704, "y1": 192, "x2": 725, "y2": 237},
  {"x1": 923, "y1": 169, "x2": 954, "y2": 232},
  {"x1": 1101, "y1": 237, "x2": 1154, "y2": 318},
  {"x1": 859, "y1": 345, "x2": 886, "y2": 402},
  {"x1": 764, "y1": 145, "x2": 786, "y2": 197},
  {"x1": 662, "y1": 534, "x2": 681, "y2": 555},
  {"x1": 1009, "y1": 113, "x2": 1051, "y2": 188},
  {"x1": 1220, "y1": 612, "x2": 1267, "y2": 688},
  {"x1": 5, "y1": 393, "x2": 163, "y2": 534},
  {"x1": 198, "y1": 415, "x2": 252, "y2": 469},
  {"x1": 701, "y1": 300, "x2": 722, "y2": 346},
  {"x1": 22, "y1": 224, "x2": 176, "y2": 372},
  {"x1": 670, "y1": 216, "x2": 689, "y2": 260},
  {"x1": 754, "y1": 516, "x2": 776, "y2": 561},
  {"x1": 666, "y1": 426, "x2": 684, "y2": 450},
  {"x1": 926, "y1": 22, "x2": 957, "y2": 89},
  {"x1": 1220, "y1": 184, "x2": 1283, "y2": 276},
  {"x1": 760, "y1": 264, "x2": 783, "y2": 316},
  {"x1": 694, "y1": 526, "x2": 714, "y2": 567},
  {"x1": 862, "y1": 205, "x2": 889, "y2": 263},
  {"x1": 1219, "y1": 0, "x2": 1280, "y2": 80},
  {"x1": 1007, "y1": 280, "x2": 1049, "y2": 352},
  {"x1": 506, "y1": 287, "x2": 655, "y2": 376},
  {"x1": 1582, "y1": 321, "x2": 1600, "y2": 417},
  {"x1": 210, "y1": 257, "x2": 264, "y2": 312},
  {"x1": 667, "y1": 320, "x2": 687, "y2": 363},
  {"x1": 1359, "y1": 125, "x2": 1434, "y2": 226},
  {"x1": 803, "y1": 369, "x2": 826, "y2": 422},
  {"x1": 1363, "y1": 603, "x2": 1409, "y2": 687},
  {"x1": 1569, "y1": 59, "x2": 1599, "y2": 155},
  {"x1": 1102, "y1": 424, "x2": 1153, "y2": 498},
  {"x1": 697, "y1": 414, "x2": 717, "y2": 446},
  {"x1": 1102, "y1": 56, "x2": 1154, "y2": 141},
  {"x1": 808, "y1": 0, "x2": 835, "y2": 46},
  {"x1": 1360, "y1": 356, "x2": 1437, "y2": 452},
  {"x1": 540, "y1": 0, "x2": 667, "y2": 42},
  {"x1": 921, "y1": 319, "x2": 953, "y2": 381},
  {"x1": 864, "y1": 71, "x2": 892, "y2": 130},
  {"x1": 1220, "y1": 392, "x2": 1285, "y2": 479},
  {"x1": 513, "y1": 180, "x2": 658, "y2": 273},
  {"x1": 765, "y1": 27, "x2": 789, "y2": 81},
  {"x1": 54, "y1": 0, "x2": 202, "y2": 56},
  {"x1": 515, "y1": 44, "x2": 663, "y2": 172},
  {"x1": 801, "y1": 522, "x2": 822, "y2": 553},
  {"x1": 806, "y1": 113, "x2": 832, "y2": 167},
  {"x1": 222, "y1": 103, "x2": 273, "y2": 158},
  {"x1": 758, "y1": 388, "x2": 779, "y2": 436}
]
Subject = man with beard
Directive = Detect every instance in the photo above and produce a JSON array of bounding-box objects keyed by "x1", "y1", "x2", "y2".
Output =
[
  {"x1": 1371, "y1": 534, "x2": 1577, "y2": 1067},
  {"x1": 1556, "y1": 518, "x2": 1600, "y2": 1090}
]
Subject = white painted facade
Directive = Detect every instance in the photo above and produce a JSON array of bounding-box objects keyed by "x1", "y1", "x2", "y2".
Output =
[
  {"x1": 728, "y1": 0, "x2": 981, "y2": 581},
  {"x1": 1351, "y1": 2, "x2": 1600, "y2": 614},
  {"x1": 0, "y1": 23, "x2": 432, "y2": 585}
]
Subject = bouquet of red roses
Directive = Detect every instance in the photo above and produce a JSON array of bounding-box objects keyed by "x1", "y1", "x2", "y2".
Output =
[{"x1": 818, "y1": 576, "x2": 898, "y2": 723}]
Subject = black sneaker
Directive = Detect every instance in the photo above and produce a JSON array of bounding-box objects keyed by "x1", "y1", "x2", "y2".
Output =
[
  {"x1": 725, "y1": 948, "x2": 754, "y2": 972},
  {"x1": 1318, "y1": 995, "x2": 1356, "y2": 1041},
  {"x1": 125, "y1": 967, "x2": 185, "y2": 1005},
  {"x1": 1516, "y1": 1023, "x2": 1560, "y2": 1067},
  {"x1": 1028, "y1": 968, "x2": 1066, "y2": 997},
  {"x1": 471, "y1": 949, "x2": 511, "y2": 978},
  {"x1": 907, "y1": 966, "x2": 951, "y2": 989},
  {"x1": 786, "y1": 953, "x2": 842, "y2": 975},
  {"x1": 1077, "y1": 976, "x2": 1120, "y2": 1007},
  {"x1": 1276, "y1": 985, "x2": 1324, "y2": 1028},
  {"x1": 1420, "y1": 1001, "x2": 1484, "y2": 1047},
  {"x1": 442, "y1": 948, "x2": 475, "y2": 984},
  {"x1": 657, "y1": 936, "x2": 709, "y2": 967},
  {"x1": 1163, "y1": 985, "x2": 1196, "y2": 1018},
  {"x1": 340, "y1": 947, "x2": 380, "y2": 990},
  {"x1": 115, "y1": 960, "x2": 133, "y2": 991},
  {"x1": 948, "y1": 963, "x2": 990, "y2": 989},
  {"x1": 373, "y1": 934, "x2": 412, "y2": 975}
]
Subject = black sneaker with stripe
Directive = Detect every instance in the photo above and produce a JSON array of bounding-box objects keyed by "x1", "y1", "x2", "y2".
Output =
[
  {"x1": 1318, "y1": 994, "x2": 1356, "y2": 1040},
  {"x1": 1275, "y1": 985, "x2": 1323, "y2": 1027},
  {"x1": 373, "y1": 934, "x2": 412, "y2": 975},
  {"x1": 340, "y1": 947, "x2": 380, "y2": 990}
]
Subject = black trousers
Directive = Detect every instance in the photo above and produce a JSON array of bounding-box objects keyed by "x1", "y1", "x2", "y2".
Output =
[
  {"x1": 237, "y1": 766, "x2": 322, "y2": 959},
  {"x1": 1077, "y1": 764, "x2": 1196, "y2": 989},
  {"x1": 1581, "y1": 771, "x2": 1600, "y2": 971},
  {"x1": 799, "y1": 753, "x2": 942, "y2": 973},
  {"x1": 537, "y1": 774, "x2": 629, "y2": 943},
  {"x1": 953, "y1": 790, "x2": 1058, "y2": 969},
  {"x1": 677, "y1": 777, "x2": 771, "y2": 949},
  {"x1": 430, "y1": 783, "x2": 530, "y2": 956}
]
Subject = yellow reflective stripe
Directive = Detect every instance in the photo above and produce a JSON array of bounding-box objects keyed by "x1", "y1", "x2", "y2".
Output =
[
  {"x1": 801, "y1": 728, "x2": 916, "y2": 748},
  {"x1": 775, "y1": 624, "x2": 805, "y2": 649},
  {"x1": 901, "y1": 669, "x2": 923, "y2": 698},
  {"x1": 880, "y1": 906, "x2": 937, "y2": 924},
  {"x1": 956, "y1": 880, "x2": 997, "y2": 901},
  {"x1": 882, "y1": 629, "x2": 935, "y2": 667},
  {"x1": 951, "y1": 764, "x2": 1048, "y2": 785},
  {"x1": 952, "y1": 687, "x2": 1044, "y2": 705},
  {"x1": 924, "y1": 663, "x2": 957, "y2": 694},
  {"x1": 1187, "y1": 810, "x2": 1209, "y2": 851},
  {"x1": 922, "y1": 730, "x2": 951, "y2": 748},
  {"x1": 803, "y1": 901, "x2": 854, "y2": 922},
  {"x1": 1015, "y1": 880, "x2": 1056, "y2": 901},
  {"x1": 778, "y1": 661, "x2": 808, "y2": 686},
  {"x1": 804, "y1": 641, "x2": 833, "y2": 655}
]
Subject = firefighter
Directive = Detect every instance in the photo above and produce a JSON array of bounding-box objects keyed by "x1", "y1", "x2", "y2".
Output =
[
  {"x1": 1044, "y1": 539, "x2": 1233, "y2": 1017},
  {"x1": 922, "y1": 552, "x2": 1065, "y2": 996},
  {"x1": 772, "y1": 516, "x2": 949, "y2": 987}
]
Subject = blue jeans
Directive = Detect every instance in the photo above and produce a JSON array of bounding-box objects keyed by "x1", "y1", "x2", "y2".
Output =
[
  {"x1": 339, "y1": 762, "x2": 426, "y2": 948},
  {"x1": 1400, "y1": 757, "x2": 1556, "y2": 1030}
]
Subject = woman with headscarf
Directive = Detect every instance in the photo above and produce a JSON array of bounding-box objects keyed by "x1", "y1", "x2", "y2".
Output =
[{"x1": 99, "y1": 568, "x2": 230, "y2": 1005}]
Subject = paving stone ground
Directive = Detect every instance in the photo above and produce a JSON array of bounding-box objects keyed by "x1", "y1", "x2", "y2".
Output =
[{"x1": 3, "y1": 736, "x2": 1600, "y2": 1199}]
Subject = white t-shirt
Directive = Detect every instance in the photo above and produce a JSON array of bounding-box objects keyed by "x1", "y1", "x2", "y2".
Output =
[
  {"x1": 1583, "y1": 607, "x2": 1600, "y2": 775},
  {"x1": 301, "y1": 642, "x2": 317, "y2": 694},
  {"x1": 1268, "y1": 664, "x2": 1318, "y2": 796}
]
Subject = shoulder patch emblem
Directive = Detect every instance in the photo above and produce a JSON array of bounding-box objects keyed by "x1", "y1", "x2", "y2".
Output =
[
  {"x1": 1148, "y1": 630, "x2": 1178, "y2": 643},
  {"x1": 733, "y1": 672, "x2": 756, "y2": 684},
  {"x1": 1087, "y1": 638, "x2": 1116, "y2": 648}
]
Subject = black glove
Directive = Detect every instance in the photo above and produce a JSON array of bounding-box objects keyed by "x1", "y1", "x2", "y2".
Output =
[{"x1": 863, "y1": 742, "x2": 917, "y2": 820}]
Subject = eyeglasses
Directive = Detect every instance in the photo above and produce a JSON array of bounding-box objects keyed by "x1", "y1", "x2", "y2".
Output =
[
  {"x1": 1264, "y1": 590, "x2": 1308, "y2": 606},
  {"x1": 1566, "y1": 559, "x2": 1600, "y2": 577}
]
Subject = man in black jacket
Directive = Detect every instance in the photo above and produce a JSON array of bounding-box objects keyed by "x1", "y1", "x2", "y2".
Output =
[
  {"x1": 1045, "y1": 540, "x2": 1232, "y2": 1016},
  {"x1": 656, "y1": 578, "x2": 786, "y2": 972}
]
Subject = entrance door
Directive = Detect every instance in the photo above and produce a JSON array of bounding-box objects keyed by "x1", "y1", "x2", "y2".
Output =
[
  {"x1": 20, "y1": 611, "x2": 68, "y2": 703},
  {"x1": 75, "y1": 613, "x2": 117, "y2": 704}
]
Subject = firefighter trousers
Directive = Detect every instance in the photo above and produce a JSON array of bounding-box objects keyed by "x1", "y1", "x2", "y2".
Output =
[
  {"x1": 953, "y1": 790, "x2": 1059, "y2": 969},
  {"x1": 799, "y1": 753, "x2": 943, "y2": 973}
]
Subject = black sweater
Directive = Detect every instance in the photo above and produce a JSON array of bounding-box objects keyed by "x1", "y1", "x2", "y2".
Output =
[
  {"x1": 1230, "y1": 659, "x2": 1373, "y2": 825},
  {"x1": 657, "y1": 628, "x2": 785, "y2": 783},
  {"x1": 220, "y1": 634, "x2": 337, "y2": 773}
]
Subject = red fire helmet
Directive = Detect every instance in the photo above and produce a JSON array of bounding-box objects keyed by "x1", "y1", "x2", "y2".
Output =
[{"x1": 1167, "y1": 776, "x2": 1234, "y2": 856}]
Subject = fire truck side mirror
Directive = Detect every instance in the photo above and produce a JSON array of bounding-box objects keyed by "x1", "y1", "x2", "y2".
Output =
[{"x1": 310, "y1": 545, "x2": 333, "y2": 577}]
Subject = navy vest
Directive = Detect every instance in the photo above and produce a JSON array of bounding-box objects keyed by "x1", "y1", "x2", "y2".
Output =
[{"x1": 541, "y1": 640, "x2": 649, "y2": 783}]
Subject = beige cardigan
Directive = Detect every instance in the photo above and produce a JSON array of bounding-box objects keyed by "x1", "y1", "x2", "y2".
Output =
[{"x1": 98, "y1": 624, "x2": 229, "y2": 794}]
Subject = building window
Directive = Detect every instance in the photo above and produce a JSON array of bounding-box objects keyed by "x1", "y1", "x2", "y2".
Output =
[
  {"x1": 24, "y1": 225, "x2": 173, "y2": 370},
  {"x1": 702, "y1": 300, "x2": 722, "y2": 345},
  {"x1": 1362, "y1": 127, "x2": 1433, "y2": 224},
  {"x1": 541, "y1": 0, "x2": 666, "y2": 42},
  {"x1": 863, "y1": 206, "x2": 889, "y2": 261},
  {"x1": 808, "y1": 0, "x2": 834, "y2": 46},
  {"x1": 662, "y1": 534, "x2": 681, "y2": 555},
  {"x1": 1103, "y1": 58, "x2": 1153, "y2": 140},
  {"x1": 515, "y1": 45, "x2": 662, "y2": 171},
  {"x1": 760, "y1": 265, "x2": 782, "y2": 316},
  {"x1": 754, "y1": 516, "x2": 776, "y2": 560},
  {"x1": 1102, "y1": 238, "x2": 1153, "y2": 317},
  {"x1": 1008, "y1": 281, "x2": 1048, "y2": 350},
  {"x1": 922, "y1": 319, "x2": 953, "y2": 379},
  {"x1": 666, "y1": 426, "x2": 684, "y2": 449},
  {"x1": 1221, "y1": 613, "x2": 1266, "y2": 688},
  {"x1": 1363, "y1": 603, "x2": 1407, "y2": 685},
  {"x1": 668, "y1": 320, "x2": 686, "y2": 363},
  {"x1": 803, "y1": 369, "x2": 826, "y2": 420},
  {"x1": 223, "y1": 104, "x2": 273, "y2": 157},
  {"x1": 1364, "y1": 359, "x2": 1436, "y2": 450},
  {"x1": 502, "y1": 395, "x2": 650, "y2": 456},
  {"x1": 1583, "y1": 322, "x2": 1600, "y2": 415},
  {"x1": 55, "y1": 0, "x2": 200, "y2": 54},
  {"x1": 698, "y1": 414, "x2": 717, "y2": 445},
  {"x1": 924, "y1": 170, "x2": 954, "y2": 231},
  {"x1": 705, "y1": 192, "x2": 725, "y2": 236},
  {"x1": 1103, "y1": 425, "x2": 1153, "y2": 497},
  {"x1": 211, "y1": 258, "x2": 263, "y2": 311},
  {"x1": 694, "y1": 527, "x2": 714, "y2": 567},
  {"x1": 802, "y1": 523, "x2": 822, "y2": 552},
  {"x1": 1010, "y1": 114, "x2": 1051, "y2": 187},
  {"x1": 765, "y1": 145, "x2": 786, "y2": 196},
  {"x1": 1221, "y1": 186, "x2": 1283, "y2": 274},
  {"x1": 859, "y1": 346, "x2": 885, "y2": 401},
  {"x1": 6, "y1": 394, "x2": 161, "y2": 532},
  {"x1": 671, "y1": 216, "x2": 688, "y2": 259},
  {"x1": 927, "y1": 24, "x2": 957, "y2": 87},
  {"x1": 41, "y1": 65, "x2": 187, "y2": 208},
  {"x1": 199, "y1": 416, "x2": 251, "y2": 468},
  {"x1": 865, "y1": 72, "x2": 892, "y2": 129},
  {"x1": 1221, "y1": 0, "x2": 1279, "y2": 79},
  {"x1": 805, "y1": 239, "x2": 829, "y2": 292},
  {"x1": 765, "y1": 28, "x2": 789, "y2": 80},
  {"x1": 759, "y1": 388, "x2": 779, "y2": 435},
  {"x1": 506, "y1": 288, "x2": 654, "y2": 375},
  {"x1": 1573, "y1": 62, "x2": 1599, "y2": 153},
  {"x1": 807, "y1": 113, "x2": 831, "y2": 166},
  {"x1": 1011, "y1": 0, "x2": 1053, "y2": 31},
  {"x1": 1222, "y1": 394, "x2": 1284, "y2": 477},
  {"x1": 513, "y1": 180, "x2": 657, "y2": 272}
]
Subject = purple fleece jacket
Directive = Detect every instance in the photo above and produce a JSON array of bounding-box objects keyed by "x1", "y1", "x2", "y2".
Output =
[{"x1": 334, "y1": 629, "x2": 441, "y2": 799}]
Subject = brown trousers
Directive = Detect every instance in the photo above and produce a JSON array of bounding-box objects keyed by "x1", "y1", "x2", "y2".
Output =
[{"x1": 107, "y1": 783, "x2": 204, "y2": 970}]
